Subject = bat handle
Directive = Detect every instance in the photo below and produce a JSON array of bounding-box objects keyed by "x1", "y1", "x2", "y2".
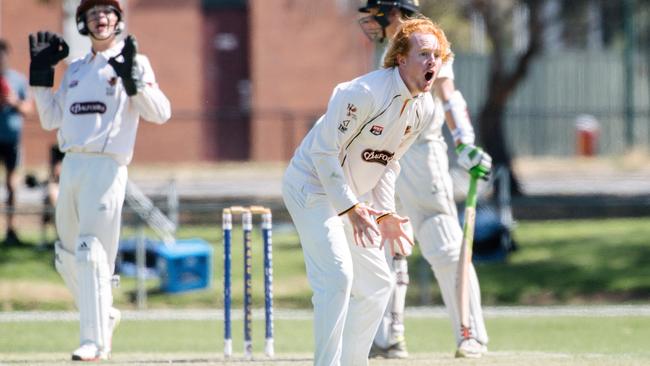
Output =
[{"x1": 465, "y1": 173, "x2": 479, "y2": 209}]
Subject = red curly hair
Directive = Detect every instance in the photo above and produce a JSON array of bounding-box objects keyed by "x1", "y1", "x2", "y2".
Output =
[{"x1": 383, "y1": 17, "x2": 452, "y2": 68}]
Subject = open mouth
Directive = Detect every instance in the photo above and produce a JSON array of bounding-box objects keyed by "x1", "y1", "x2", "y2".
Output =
[{"x1": 425, "y1": 71, "x2": 434, "y2": 81}]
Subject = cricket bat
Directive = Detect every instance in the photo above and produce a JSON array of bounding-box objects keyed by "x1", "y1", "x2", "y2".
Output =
[{"x1": 457, "y1": 172, "x2": 479, "y2": 340}]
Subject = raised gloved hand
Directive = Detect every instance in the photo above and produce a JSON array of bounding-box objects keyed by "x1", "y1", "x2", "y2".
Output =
[
  {"x1": 456, "y1": 143, "x2": 492, "y2": 179},
  {"x1": 108, "y1": 35, "x2": 142, "y2": 96},
  {"x1": 28, "y1": 31, "x2": 69, "y2": 87}
]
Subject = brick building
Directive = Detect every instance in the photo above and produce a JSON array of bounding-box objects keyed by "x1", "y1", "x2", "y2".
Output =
[{"x1": 0, "y1": 0, "x2": 372, "y2": 165}]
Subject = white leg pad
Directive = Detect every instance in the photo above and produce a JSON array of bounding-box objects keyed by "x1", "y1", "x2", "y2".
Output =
[
  {"x1": 54, "y1": 241, "x2": 79, "y2": 308},
  {"x1": 373, "y1": 254, "x2": 409, "y2": 348},
  {"x1": 416, "y1": 215, "x2": 489, "y2": 346},
  {"x1": 76, "y1": 236, "x2": 112, "y2": 353},
  {"x1": 388, "y1": 256, "x2": 408, "y2": 344}
]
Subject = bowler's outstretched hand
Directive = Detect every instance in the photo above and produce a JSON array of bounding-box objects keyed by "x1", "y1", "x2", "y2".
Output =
[
  {"x1": 347, "y1": 203, "x2": 383, "y2": 248},
  {"x1": 378, "y1": 214, "x2": 414, "y2": 256}
]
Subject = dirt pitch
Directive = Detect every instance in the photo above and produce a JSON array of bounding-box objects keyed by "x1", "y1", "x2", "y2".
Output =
[{"x1": 1, "y1": 352, "x2": 647, "y2": 366}]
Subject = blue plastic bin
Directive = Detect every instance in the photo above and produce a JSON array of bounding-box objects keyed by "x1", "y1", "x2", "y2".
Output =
[{"x1": 155, "y1": 239, "x2": 213, "y2": 293}]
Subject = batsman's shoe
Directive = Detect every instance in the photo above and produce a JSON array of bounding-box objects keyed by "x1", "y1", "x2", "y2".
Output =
[
  {"x1": 369, "y1": 342, "x2": 388, "y2": 358},
  {"x1": 368, "y1": 339, "x2": 409, "y2": 359},
  {"x1": 71, "y1": 342, "x2": 108, "y2": 361},
  {"x1": 71, "y1": 308, "x2": 120, "y2": 361},
  {"x1": 455, "y1": 338, "x2": 487, "y2": 359},
  {"x1": 386, "y1": 339, "x2": 409, "y2": 359}
]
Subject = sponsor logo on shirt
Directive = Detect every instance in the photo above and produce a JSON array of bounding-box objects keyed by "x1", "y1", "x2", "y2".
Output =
[
  {"x1": 370, "y1": 125, "x2": 383, "y2": 136},
  {"x1": 338, "y1": 120, "x2": 350, "y2": 133},
  {"x1": 361, "y1": 149, "x2": 394, "y2": 166},
  {"x1": 69, "y1": 102, "x2": 107, "y2": 115}
]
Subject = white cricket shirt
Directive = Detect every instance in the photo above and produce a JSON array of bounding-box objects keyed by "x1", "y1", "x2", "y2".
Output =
[
  {"x1": 32, "y1": 39, "x2": 171, "y2": 165},
  {"x1": 285, "y1": 67, "x2": 439, "y2": 214}
]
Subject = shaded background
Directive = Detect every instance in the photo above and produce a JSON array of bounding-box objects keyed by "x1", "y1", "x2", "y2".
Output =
[{"x1": 1, "y1": 0, "x2": 648, "y2": 167}]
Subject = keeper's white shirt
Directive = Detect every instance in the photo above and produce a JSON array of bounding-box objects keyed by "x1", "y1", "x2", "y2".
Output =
[
  {"x1": 285, "y1": 67, "x2": 439, "y2": 214},
  {"x1": 32, "y1": 39, "x2": 171, "y2": 165}
]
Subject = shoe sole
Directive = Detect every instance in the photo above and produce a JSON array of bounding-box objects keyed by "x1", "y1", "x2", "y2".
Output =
[
  {"x1": 455, "y1": 350, "x2": 483, "y2": 359},
  {"x1": 71, "y1": 355, "x2": 99, "y2": 361}
]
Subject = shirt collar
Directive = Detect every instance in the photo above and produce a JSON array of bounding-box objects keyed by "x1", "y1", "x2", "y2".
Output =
[{"x1": 84, "y1": 39, "x2": 124, "y2": 62}]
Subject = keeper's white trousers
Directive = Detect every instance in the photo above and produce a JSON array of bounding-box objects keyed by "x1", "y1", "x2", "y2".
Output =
[
  {"x1": 282, "y1": 179, "x2": 393, "y2": 366},
  {"x1": 56, "y1": 153, "x2": 127, "y2": 279}
]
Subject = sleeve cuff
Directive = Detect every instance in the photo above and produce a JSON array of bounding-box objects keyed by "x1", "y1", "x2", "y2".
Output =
[
  {"x1": 338, "y1": 203, "x2": 359, "y2": 216},
  {"x1": 375, "y1": 212, "x2": 394, "y2": 224}
]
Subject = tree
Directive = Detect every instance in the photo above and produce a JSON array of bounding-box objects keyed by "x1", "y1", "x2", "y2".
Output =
[{"x1": 461, "y1": 0, "x2": 546, "y2": 196}]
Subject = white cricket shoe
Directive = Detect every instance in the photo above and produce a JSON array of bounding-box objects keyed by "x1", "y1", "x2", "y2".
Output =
[
  {"x1": 71, "y1": 342, "x2": 106, "y2": 361},
  {"x1": 369, "y1": 338, "x2": 409, "y2": 359},
  {"x1": 455, "y1": 338, "x2": 488, "y2": 359},
  {"x1": 71, "y1": 308, "x2": 121, "y2": 361}
]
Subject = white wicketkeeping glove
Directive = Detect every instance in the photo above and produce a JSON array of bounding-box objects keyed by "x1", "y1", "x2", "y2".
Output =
[{"x1": 456, "y1": 143, "x2": 492, "y2": 179}]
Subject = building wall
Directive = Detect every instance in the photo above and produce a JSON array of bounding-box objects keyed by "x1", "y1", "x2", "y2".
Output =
[
  {"x1": 1, "y1": 0, "x2": 371, "y2": 165},
  {"x1": 128, "y1": 0, "x2": 206, "y2": 163},
  {"x1": 1, "y1": 0, "x2": 207, "y2": 166},
  {"x1": 203, "y1": 7, "x2": 251, "y2": 161},
  {"x1": 249, "y1": 0, "x2": 373, "y2": 161}
]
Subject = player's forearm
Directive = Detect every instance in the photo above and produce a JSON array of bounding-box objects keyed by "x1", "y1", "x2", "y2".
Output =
[
  {"x1": 130, "y1": 86, "x2": 171, "y2": 124},
  {"x1": 311, "y1": 153, "x2": 359, "y2": 214},
  {"x1": 435, "y1": 78, "x2": 475, "y2": 146},
  {"x1": 371, "y1": 161, "x2": 399, "y2": 212},
  {"x1": 31, "y1": 86, "x2": 63, "y2": 130}
]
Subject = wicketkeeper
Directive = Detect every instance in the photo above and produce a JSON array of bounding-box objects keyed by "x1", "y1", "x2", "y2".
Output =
[
  {"x1": 29, "y1": 0, "x2": 171, "y2": 360},
  {"x1": 358, "y1": 0, "x2": 491, "y2": 359}
]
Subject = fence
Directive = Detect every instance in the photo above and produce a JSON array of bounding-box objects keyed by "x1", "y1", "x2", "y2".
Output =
[{"x1": 454, "y1": 50, "x2": 650, "y2": 157}]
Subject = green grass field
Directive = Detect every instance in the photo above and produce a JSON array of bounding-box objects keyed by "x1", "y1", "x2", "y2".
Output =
[
  {"x1": 1, "y1": 218, "x2": 650, "y2": 364},
  {"x1": 1, "y1": 314, "x2": 650, "y2": 365},
  {"x1": 2, "y1": 217, "x2": 649, "y2": 311}
]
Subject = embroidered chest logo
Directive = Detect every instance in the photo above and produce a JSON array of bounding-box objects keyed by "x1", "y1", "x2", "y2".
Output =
[
  {"x1": 370, "y1": 125, "x2": 383, "y2": 136},
  {"x1": 338, "y1": 120, "x2": 350, "y2": 133},
  {"x1": 70, "y1": 102, "x2": 107, "y2": 115},
  {"x1": 340, "y1": 103, "x2": 358, "y2": 133},
  {"x1": 361, "y1": 149, "x2": 394, "y2": 166},
  {"x1": 347, "y1": 103, "x2": 357, "y2": 117}
]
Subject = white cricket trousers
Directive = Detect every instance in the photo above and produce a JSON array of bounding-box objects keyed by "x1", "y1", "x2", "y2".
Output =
[
  {"x1": 56, "y1": 153, "x2": 127, "y2": 274},
  {"x1": 282, "y1": 179, "x2": 393, "y2": 366}
]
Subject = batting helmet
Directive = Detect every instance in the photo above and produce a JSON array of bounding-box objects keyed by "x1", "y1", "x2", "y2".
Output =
[
  {"x1": 76, "y1": 0, "x2": 124, "y2": 36},
  {"x1": 358, "y1": 0, "x2": 420, "y2": 16}
]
